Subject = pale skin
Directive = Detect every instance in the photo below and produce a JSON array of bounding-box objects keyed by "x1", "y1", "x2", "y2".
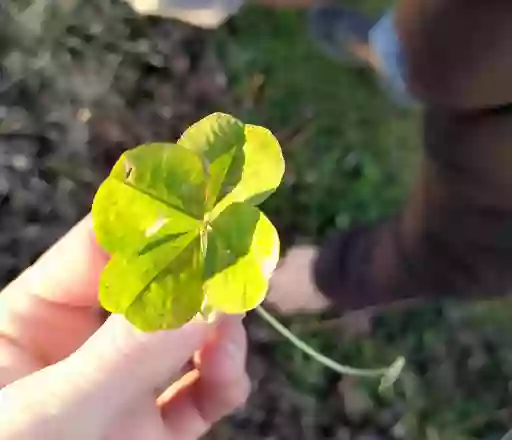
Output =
[
  {"x1": 267, "y1": 245, "x2": 330, "y2": 314},
  {"x1": 0, "y1": 196, "x2": 330, "y2": 440},
  {"x1": 0, "y1": 215, "x2": 251, "y2": 440}
]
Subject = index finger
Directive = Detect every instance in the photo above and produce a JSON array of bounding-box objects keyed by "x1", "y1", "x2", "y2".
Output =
[
  {"x1": 1, "y1": 214, "x2": 109, "y2": 308},
  {"x1": 0, "y1": 214, "x2": 110, "y2": 369},
  {"x1": 158, "y1": 316, "x2": 250, "y2": 439}
]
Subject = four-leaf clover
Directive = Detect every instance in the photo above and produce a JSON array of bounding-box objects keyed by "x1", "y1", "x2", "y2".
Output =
[{"x1": 92, "y1": 113, "x2": 284, "y2": 331}]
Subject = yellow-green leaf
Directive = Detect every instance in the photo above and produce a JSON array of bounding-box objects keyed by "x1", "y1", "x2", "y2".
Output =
[
  {"x1": 203, "y1": 203, "x2": 280, "y2": 313},
  {"x1": 178, "y1": 112, "x2": 284, "y2": 217},
  {"x1": 92, "y1": 143, "x2": 205, "y2": 255},
  {"x1": 99, "y1": 231, "x2": 202, "y2": 331},
  {"x1": 92, "y1": 112, "x2": 284, "y2": 331}
]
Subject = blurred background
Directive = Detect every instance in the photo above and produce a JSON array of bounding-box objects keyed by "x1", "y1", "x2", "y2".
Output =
[{"x1": 1, "y1": 0, "x2": 512, "y2": 439}]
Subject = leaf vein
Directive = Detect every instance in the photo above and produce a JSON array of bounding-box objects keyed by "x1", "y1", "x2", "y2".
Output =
[
  {"x1": 125, "y1": 233, "x2": 198, "y2": 313},
  {"x1": 117, "y1": 177, "x2": 202, "y2": 221}
]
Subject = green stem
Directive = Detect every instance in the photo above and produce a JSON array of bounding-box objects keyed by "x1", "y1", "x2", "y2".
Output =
[{"x1": 255, "y1": 306, "x2": 399, "y2": 378}]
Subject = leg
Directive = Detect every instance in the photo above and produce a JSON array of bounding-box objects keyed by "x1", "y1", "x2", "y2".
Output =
[
  {"x1": 307, "y1": 1, "x2": 512, "y2": 110},
  {"x1": 313, "y1": 0, "x2": 512, "y2": 311},
  {"x1": 308, "y1": 5, "x2": 415, "y2": 106},
  {"x1": 395, "y1": 0, "x2": 512, "y2": 109}
]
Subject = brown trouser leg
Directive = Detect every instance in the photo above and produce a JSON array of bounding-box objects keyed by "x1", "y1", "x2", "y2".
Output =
[{"x1": 314, "y1": 0, "x2": 512, "y2": 311}]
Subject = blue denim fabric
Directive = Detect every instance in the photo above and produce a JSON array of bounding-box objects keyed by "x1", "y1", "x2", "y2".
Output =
[
  {"x1": 501, "y1": 429, "x2": 512, "y2": 440},
  {"x1": 369, "y1": 9, "x2": 416, "y2": 106}
]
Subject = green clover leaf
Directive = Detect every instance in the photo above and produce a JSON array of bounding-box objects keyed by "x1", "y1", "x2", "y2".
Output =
[{"x1": 92, "y1": 113, "x2": 284, "y2": 331}]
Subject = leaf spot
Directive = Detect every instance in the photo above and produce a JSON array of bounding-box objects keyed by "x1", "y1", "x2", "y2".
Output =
[
  {"x1": 124, "y1": 160, "x2": 134, "y2": 180},
  {"x1": 262, "y1": 255, "x2": 277, "y2": 279},
  {"x1": 145, "y1": 217, "x2": 168, "y2": 237}
]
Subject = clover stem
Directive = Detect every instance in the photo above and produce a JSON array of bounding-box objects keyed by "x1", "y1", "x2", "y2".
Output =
[{"x1": 255, "y1": 306, "x2": 402, "y2": 379}]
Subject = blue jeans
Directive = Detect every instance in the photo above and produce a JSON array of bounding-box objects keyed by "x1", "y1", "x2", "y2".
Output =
[{"x1": 369, "y1": 9, "x2": 416, "y2": 106}]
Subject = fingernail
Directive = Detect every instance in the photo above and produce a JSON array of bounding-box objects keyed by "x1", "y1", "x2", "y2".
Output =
[
  {"x1": 211, "y1": 313, "x2": 245, "y2": 326},
  {"x1": 219, "y1": 319, "x2": 245, "y2": 364},
  {"x1": 224, "y1": 340, "x2": 244, "y2": 364},
  {"x1": 224, "y1": 313, "x2": 246, "y2": 321}
]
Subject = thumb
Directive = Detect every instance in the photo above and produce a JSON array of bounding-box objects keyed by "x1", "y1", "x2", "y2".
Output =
[
  {"x1": 67, "y1": 313, "x2": 214, "y2": 406},
  {"x1": 0, "y1": 314, "x2": 214, "y2": 440}
]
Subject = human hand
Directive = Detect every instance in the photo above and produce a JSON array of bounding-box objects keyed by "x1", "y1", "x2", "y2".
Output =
[
  {"x1": 0, "y1": 216, "x2": 250, "y2": 440},
  {"x1": 266, "y1": 245, "x2": 376, "y2": 338},
  {"x1": 266, "y1": 245, "x2": 330, "y2": 315}
]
